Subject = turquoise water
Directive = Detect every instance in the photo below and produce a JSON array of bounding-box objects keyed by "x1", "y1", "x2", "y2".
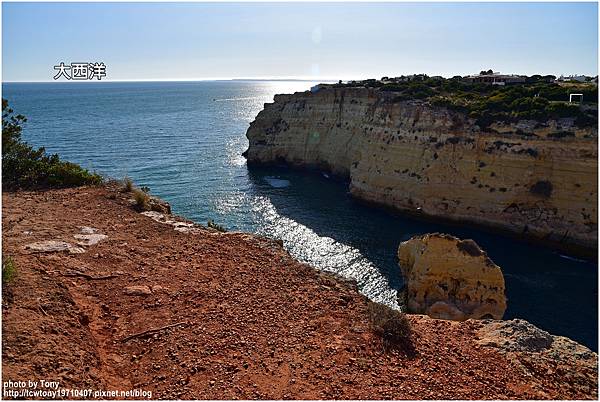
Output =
[{"x1": 3, "y1": 81, "x2": 597, "y2": 350}]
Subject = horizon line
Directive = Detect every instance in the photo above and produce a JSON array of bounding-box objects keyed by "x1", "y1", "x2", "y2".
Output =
[
  {"x1": 3, "y1": 71, "x2": 598, "y2": 84},
  {"x1": 1, "y1": 77, "x2": 341, "y2": 84}
]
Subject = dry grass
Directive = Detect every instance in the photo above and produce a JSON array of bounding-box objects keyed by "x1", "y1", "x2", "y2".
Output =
[
  {"x1": 367, "y1": 301, "x2": 412, "y2": 352},
  {"x1": 133, "y1": 188, "x2": 149, "y2": 211},
  {"x1": 122, "y1": 176, "x2": 133, "y2": 192}
]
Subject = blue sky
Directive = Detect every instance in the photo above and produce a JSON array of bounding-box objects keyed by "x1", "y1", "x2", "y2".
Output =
[{"x1": 2, "y1": 2, "x2": 598, "y2": 82}]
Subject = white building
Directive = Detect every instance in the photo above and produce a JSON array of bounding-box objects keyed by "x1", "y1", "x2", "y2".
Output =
[{"x1": 556, "y1": 75, "x2": 588, "y2": 83}]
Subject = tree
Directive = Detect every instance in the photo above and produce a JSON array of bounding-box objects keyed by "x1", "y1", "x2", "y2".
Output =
[
  {"x1": 2, "y1": 99, "x2": 102, "y2": 190},
  {"x1": 2, "y1": 98, "x2": 28, "y2": 153}
]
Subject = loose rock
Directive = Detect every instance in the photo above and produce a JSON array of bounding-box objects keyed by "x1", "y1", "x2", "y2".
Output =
[
  {"x1": 25, "y1": 240, "x2": 85, "y2": 254},
  {"x1": 124, "y1": 285, "x2": 152, "y2": 296},
  {"x1": 74, "y1": 233, "x2": 108, "y2": 246}
]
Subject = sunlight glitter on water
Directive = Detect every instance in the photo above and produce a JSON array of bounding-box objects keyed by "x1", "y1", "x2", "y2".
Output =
[
  {"x1": 226, "y1": 145, "x2": 248, "y2": 168},
  {"x1": 246, "y1": 194, "x2": 401, "y2": 308},
  {"x1": 213, "y1": 192, "x2": 248, "y2": 215}
]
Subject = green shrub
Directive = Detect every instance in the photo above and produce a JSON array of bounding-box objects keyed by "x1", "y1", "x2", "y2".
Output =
[
  {"x1": 362, "y1": 79, "x2": 384, "y2": 88},
  {"x1": 380, "y1": 83, "x2": 407, "y2": 92},
  {"x1": 207, "y1": 219, "x2": 227, "y2": 232},
  {"x1": 367, "y1": 301, "x2": 411, "y2": 351},
  {"x1": 2, "y1": 99, "x2": 102, "y2": 190},
  {"x1": 2, "y1": 257, "x2": 16, "y2": 285},
  {"x1": 546, "y1": 102, "x2": 580, "y2": 118}
]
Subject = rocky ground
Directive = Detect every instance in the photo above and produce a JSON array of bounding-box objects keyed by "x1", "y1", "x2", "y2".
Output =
[{"x1": 2, "y1": 184, "x2": 597, "y2": 399}]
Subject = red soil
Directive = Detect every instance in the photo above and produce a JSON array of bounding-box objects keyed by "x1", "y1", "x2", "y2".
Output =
[{"x1": 2, "y1": 185, "x2": 597, "y2": 399}]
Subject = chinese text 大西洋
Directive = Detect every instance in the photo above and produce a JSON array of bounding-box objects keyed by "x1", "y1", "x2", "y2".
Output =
[{"x1": 53, "y1": 62, "x2": 107, "y2": 80}]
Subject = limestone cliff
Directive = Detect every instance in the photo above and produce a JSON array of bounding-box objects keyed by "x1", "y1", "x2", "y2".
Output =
[
  {"x1": 398, "y1": 233, "x2": 506, "y2": 320},
  {"x1": 245, "y1": 87, "x2": 598, "y2": 256}
]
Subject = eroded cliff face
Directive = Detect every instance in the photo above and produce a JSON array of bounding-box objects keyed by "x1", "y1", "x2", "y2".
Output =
[{"x1": 245, "y1": 87, "x2": 598, "y2": 255}]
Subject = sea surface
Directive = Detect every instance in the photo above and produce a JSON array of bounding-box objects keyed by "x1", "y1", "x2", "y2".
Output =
[{"x1": 3, "y1": 81, "x2": 598, "y2": 350}]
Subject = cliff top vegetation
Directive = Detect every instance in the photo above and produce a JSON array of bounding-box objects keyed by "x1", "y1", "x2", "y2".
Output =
[{"x1": 328, "y1": 75, "x2": 598, "y2": 129}]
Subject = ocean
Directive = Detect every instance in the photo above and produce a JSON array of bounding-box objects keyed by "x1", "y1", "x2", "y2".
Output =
[{"x1": 3, "y1": 80, "x2": 597, "y2": 350}]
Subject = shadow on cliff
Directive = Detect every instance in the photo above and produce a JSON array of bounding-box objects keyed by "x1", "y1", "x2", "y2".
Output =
[{"x1": 245, "y1": 164, "x2": 599, "y2": 352}]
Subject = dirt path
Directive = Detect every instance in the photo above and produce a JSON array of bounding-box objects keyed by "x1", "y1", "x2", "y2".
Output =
[{"x1": 2, "y1": 184, "x2": 597, "y2": 399}]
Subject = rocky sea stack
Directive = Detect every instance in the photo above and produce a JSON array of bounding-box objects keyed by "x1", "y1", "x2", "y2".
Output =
[{"x1": 398, "y1": 233, "x2": 506, "y2": 320}]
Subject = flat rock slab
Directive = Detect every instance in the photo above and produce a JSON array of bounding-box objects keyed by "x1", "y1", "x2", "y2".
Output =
[
  {"x1": 476, "y1": 318, "x2": 554, "y2": 353},
  {"x1": 141, "y1": 211, "x2": 206, "y2": 234},
  {"x1": 79, "y1": 226, "x2": 99, "y2": 234},
  {"x1": 74, "y1": 233, "x2": 108, "y2": 246},
  {"x1": 172, "y1": 222, "x2": 194, "y2": 228},
  {"x1": 174, "y1": 226, "x2": 204, "y2": 234},
  {"x1": 124, "y1": 285, "x2": 152, "y2": 296},
  {"x1": 140, "y1": 211, "x2": 166, "y2": 222},
  {"x1": 25, "y1": 240, "x2": 85, "y2": 254}
]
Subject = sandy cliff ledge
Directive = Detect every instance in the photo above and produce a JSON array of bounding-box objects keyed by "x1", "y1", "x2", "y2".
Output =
[{"x1": 245, "y1": 87, "x2": 598, "y2": 256}]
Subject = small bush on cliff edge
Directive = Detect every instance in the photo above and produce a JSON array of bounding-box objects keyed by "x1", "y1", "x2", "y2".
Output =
[
  {"x1": 2, "y1": 256, "x2": 16, "y2": 285},
  {"x1": 367, "y1": 301, "x2": 412, "y2": 352},
  {"x1": 122, "y1": 176, "x2": 133, "y2": 192},
  {"x1": 133, "y1": 188, "x2": 150, "y2": 211},
  {"x1": 2, "y1": 99, "x2": 102, "y2": 190},
  {"x1": 207, "y1": 219, "x2": 227, "y2": 232},
  {"x1": 2, "y1": 256, "x2": 17, "y2": 307}
]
